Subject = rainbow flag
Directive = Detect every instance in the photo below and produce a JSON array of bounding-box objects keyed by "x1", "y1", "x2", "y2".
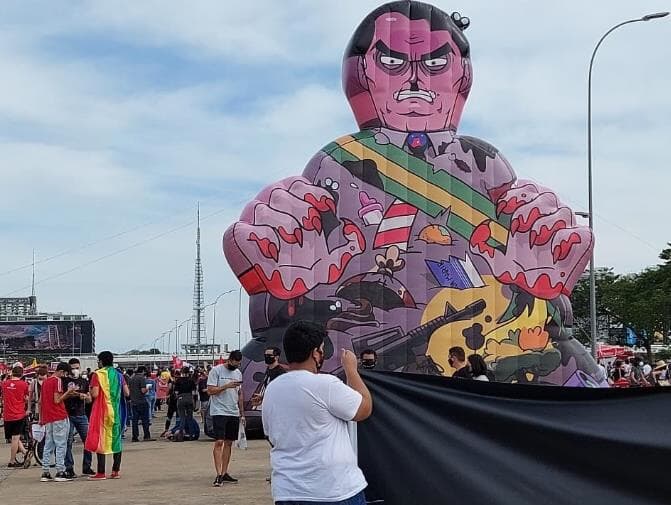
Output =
[{"x1": 85, "y1": 367, "x2": 127, "y2": 454}]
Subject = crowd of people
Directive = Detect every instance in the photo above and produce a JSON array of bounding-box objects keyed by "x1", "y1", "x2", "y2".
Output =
[
  {"x1": 3, "y1": 330, "x2": 671, "y2": 504},
  {"x1": 602, "y1": 357, "x2": 670, "y2": 387}
]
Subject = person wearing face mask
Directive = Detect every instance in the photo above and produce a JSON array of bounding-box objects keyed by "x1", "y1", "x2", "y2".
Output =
[
  {"x1": 30, "y1": 365, "x2": 49, "y2": 421},
  {"x1": 262, "y1": 321, "x2": 373, "y2": 504},
  {"x1": 359, "y1": 349, "x2": 378, "y2": 370},
  {"x1": 206, "y1": 350, "x2": 244, "y2": 487},
  {"x1": 447, "y1": 346, "x2": 471, "y2": 379},
  {"x1": 251, "y1": 347, "x2": 287, "y2": 408},
  {"x1": 63, "y1": 358, "x2": 93, "y2": 477}
]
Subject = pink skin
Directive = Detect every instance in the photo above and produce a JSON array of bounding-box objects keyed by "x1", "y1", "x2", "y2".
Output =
[{"x1": 362, "y1": 15, "x2": 468, "y2": 132}]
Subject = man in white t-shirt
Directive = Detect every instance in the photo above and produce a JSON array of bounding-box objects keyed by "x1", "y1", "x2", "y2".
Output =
[
  {"x1": 207, "y1": 350, "x2": 244, "y2": 487},
  {"x1": 262, "y1": 321, "x2": 373, "y2": 505}
]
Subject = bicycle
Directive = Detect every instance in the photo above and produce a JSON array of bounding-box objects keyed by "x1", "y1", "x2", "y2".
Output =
[{"x1": 14, "y1": 414, "x2": 44, "y2": 468}]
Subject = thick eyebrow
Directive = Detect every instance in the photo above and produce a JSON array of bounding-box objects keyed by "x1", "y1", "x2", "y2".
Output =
[
  {"x1": 422, "y1": 43, "x2": 453, "y2": 60},
  {"x1": 374, "y1": 40, "x2": 408, "y2": 60}
]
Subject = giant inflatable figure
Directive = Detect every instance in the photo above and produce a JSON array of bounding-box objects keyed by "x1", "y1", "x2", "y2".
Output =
[{"x1": 224, "y1": 1, "x2": 604, "y2": 402}]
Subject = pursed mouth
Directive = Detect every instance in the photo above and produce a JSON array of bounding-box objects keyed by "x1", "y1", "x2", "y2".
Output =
[{"x1": 394, "y1": 89, "x2": 436, "y2": 103}]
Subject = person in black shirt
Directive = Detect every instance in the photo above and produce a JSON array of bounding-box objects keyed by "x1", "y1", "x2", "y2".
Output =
[
  {"x1": 63, "y1": 358, "x2": 93, "y2": 478},
  {"x1": 251, "y1": 347, "x2": 287, "y2": 407},
  {"x1": 198, "y1": 371, "x2": 210, "y2": 425},
  {"x1": 129, "y1": 366, "x2": 154, "y2": 442},
  {"x1": 174, "y1": 369, "x2": 196, "y2": 438},
  {"x1": 448, "y1": 346, "x2": 472, "y2": 379}
]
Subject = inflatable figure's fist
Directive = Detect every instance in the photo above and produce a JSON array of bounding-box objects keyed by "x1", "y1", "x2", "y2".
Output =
[
  {"x1": 224, "y1": 177, "x2": 366, "y2": 300},
  {"x1": 469, "y1": 180, "x2": 593, "y2": 300}
]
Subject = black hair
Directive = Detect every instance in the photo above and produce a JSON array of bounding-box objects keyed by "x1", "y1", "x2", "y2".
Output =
[
  {"x1": 283, "y1": 321, "x2": 326, "y2": 364},
  {"x1": 135, "y1": 366, "x2": 146, "y2": 374},
  {"x1": 346, "y1": 1, "x2": 470, "y2": 58},
  {"x1": 98, "y1": 351, "x2": 114, "y2": 367},
  {"x1": 229, "y1": 350, "x2": 243, "y2": 361},
  {"x1": 360, "y1": 349, "x2": 377, "y2": 359},
  {"x1": 56, "y1": 362, "x2": 71, "y2": 373},
  {"x1": 467, "y1": 354, "x2": 488, "y2": 377},
  {"x1": 448, "y1": 346, "x2": 466, "y2": 361},
  {"x1": 68, "y1": 357, "x2": 80, "y2": 366},
  {"x1": 265, "y1": 346, "x2": 282, "y2": 357}
]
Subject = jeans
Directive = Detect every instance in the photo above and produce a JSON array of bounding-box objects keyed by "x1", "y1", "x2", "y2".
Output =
[
  {"x1": 131, "y1": 402, "x2": 151, "y2": 440},
  {"x1": 42, "y1": 419, "x2": 70, "y2": 473},
  {"x1": 65, "y1": 415, "x2": 93, "y2": 472},
  {"x1": 176, "y1": 396, "x2": 194, "y2": 432},
  {"x1": 147, "y1": 397, "x2": 156, "y2": 417},
  {"x1": 275, "y1": 491, "x2": 366, "y2": 505}
]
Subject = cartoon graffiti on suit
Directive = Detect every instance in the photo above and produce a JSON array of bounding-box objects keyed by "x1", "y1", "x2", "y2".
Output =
[{"x1": 223, "y1": 1, "x2": 605, "y2": 401}]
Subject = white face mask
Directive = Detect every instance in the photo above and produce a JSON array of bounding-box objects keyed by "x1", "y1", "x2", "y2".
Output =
[{"x1": 72, "y1": 369, "x2": 81, "y2": 378}]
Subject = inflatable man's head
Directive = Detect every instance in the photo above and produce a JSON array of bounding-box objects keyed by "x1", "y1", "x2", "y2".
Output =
[
  {"x1": 344, "y1": 2, "x2": 472, "y2": 132},
  {"x1": 224, "y1": 1, "x2": 602, "y2": 411}
]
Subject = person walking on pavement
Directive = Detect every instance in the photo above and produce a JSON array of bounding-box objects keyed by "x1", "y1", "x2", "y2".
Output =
[
  {"x1": 63, "y1": 358, "x2": 94, "y2": 477},
  {"x1": 2, "y1": 365, "x2": 29, "y2": 468},
  {"x1": 262, "y1": 321, "x2": 373, "y2": 504},
  {"x1": 128, "y1": 366, "x2": 154, "y2": 442},
  {"x1": 207, "y1": 350, "x2": 245, "y2": 487},
  {"x1": 85, "y1": 351, "x2": 130, "y2": 480},
  {"x1": 40, "y1": 362, "x2": 79, "y2": 482}
]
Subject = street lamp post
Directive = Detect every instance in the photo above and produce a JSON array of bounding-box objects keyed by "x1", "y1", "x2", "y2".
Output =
[
  {"x1": 209, "y1": 289, "x2": 236, "y2": 363},
  {"x1": 587, "y1": 11, "x2": 668, "y2": 358}
]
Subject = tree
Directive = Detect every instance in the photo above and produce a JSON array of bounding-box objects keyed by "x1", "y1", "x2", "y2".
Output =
[{"x1": 570, "y1": 267, "x2": 618, "y2": 345}]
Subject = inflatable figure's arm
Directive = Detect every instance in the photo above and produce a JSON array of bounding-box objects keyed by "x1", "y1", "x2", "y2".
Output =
[{"x1": 223, "y1": 153, "x2": 365, "y2": 301}]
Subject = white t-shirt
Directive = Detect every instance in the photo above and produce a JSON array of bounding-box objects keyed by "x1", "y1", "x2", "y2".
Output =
[
  {"x1": 262, "y1": 370, "x2": 367, "y2": 502},
  {"x1": 207, "y1": 364, "x2": 242, "y2": 416},
  {"x1": 474, "y1": 374, "x2": 489, "y2": 381}
]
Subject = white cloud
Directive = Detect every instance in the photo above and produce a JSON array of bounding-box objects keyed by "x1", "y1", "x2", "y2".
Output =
[{"x1": 1, "y1": 0, "x2": 669, "y2": 352}]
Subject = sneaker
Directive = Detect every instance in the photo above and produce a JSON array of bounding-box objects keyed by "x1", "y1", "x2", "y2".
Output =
[
  {"x1": 131, "y1": 438, "x2": 140, "y2": 443},
  {"x1": 88, "y1": 473, "x2": 106, "y2": 481},
  {"x1": 65, "y1": 469, "x2": 77, "y2": 479},
  {"x1": 142, "y1": 437, "x2": 156, "y2": 442},
  {"x1": 221, "y1": 473, "x2": 238, "y2": 483},
  {"x1": 82, "y1": 468, "x2": 96, "y2": 476},
  {"x1": 212, "y1": 475, "x2": 223, "y2": 487},
  {"x1": 109, "y1": 471, "x2": 121, "y2": 479},
  {"x1": 40, "y1": 472, "x2": 53, "y2": 482},
  {"x1": 54, "y1": 471, "x2": 73, "y2": 482}
]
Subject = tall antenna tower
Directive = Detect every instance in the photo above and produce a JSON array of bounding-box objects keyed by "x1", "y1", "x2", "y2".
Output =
[{"x1": 192, "y1": 203, "x2": 206, "y2": 349}]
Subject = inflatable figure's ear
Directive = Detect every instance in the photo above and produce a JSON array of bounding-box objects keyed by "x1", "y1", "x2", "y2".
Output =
[
  {"x1": 451, "y1": 12, "x2": 471, "y2": 31},
  {"x1": 458, "y1": 58, "x2": 472, "y2": 94},
  {"x1": 357, "y1": 56, "x2": 369, "y2": 90}
]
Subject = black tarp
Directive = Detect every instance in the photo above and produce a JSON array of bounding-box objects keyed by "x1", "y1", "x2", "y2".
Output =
[{"x1": 358, "y1": 371, "x2": 671, "y2": 505}]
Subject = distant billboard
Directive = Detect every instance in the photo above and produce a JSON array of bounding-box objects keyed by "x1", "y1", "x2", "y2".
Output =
[{"x1": 0, "y1": 320, "x2": 95, "y2": 354}]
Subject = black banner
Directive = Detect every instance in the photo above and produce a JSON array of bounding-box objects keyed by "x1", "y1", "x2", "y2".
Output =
[{"x1": 358, "y1": 372, "x2": 671, "y2": 505}]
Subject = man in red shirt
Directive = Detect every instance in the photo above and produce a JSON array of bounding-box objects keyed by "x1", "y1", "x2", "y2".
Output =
[
  {"x1": 2, "y1": 365, "x2": 29, "y2": 468},
  {"x1": 40, "y1": 362, "x2": 78, "y2": 482}
]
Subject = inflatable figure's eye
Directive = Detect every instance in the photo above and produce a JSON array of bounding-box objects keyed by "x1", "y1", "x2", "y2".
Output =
[
  {"x1": 425, "y1": 57, "x2": 448, "y2": 69},
  {"x1": 380, "y1": 55, "x2": 405, "y2": 69}
]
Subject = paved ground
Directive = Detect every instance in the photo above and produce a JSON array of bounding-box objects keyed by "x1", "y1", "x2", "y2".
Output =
[{"x1": 0, "y1": 412, "x2": 273, "y2": 505}]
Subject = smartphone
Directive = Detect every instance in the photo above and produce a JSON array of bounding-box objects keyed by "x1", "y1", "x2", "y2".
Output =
[{"x1": 67, "y1": 382, "x2": 78, "y2": 390}]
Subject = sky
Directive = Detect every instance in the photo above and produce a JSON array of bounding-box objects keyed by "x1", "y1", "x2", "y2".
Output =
[{"x1": 1, "y1": 1, "x2": 669, "y2": 353}]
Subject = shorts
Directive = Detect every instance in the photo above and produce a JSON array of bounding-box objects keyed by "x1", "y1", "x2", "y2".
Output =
[
  {"x1": 4, "y1": 417, "x2": 26, "y2": 439},
  {"x1": 212, "y1": 415, "x2": 240, "y2": 441}
]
